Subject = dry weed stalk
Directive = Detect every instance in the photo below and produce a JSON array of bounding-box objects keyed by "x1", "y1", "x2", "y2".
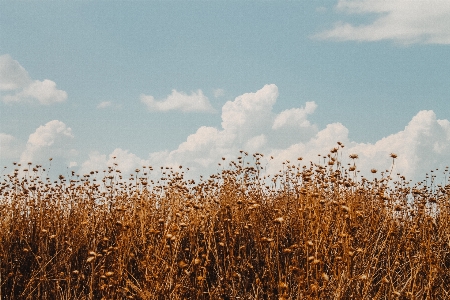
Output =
[{"x1": 0, "y1": 146, "x2": 449, "y2": 299}]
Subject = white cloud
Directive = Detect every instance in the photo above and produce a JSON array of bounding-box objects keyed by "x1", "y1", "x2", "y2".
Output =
[
  {"x1": 0, "y1": 54, "x2": 67, "y2": 104},
  {"x1": 107, "y1": 148, "x2": 150, "y2": 175},
  {"x1": 0, "y1": 54, "x2": 31, "y2": 91},
  {"x1": 97, "y1": 101, "x2": 112, "y2": 109},
  {"x1": 245, "y1": 134, "x2": 267, "y2": 153},
  {"x1": 157, "y1": 84, "x2": 281, "y2": 171},
  {"x1": 267, "y1": 122, "x2": 350, "y2": 173},
  {"x1": 4, "y1": 79, "x2": 67, "y2": 105},
  {"x1": 83, "y1": 84, "x2": 283, "y2": 175},
  {"x1": 314, "y1": 0, "x2": 450, "y2": 44},
  {"x1": 269, "y1": 100, "x2": 319, "y2": 149},
  {"x1": 19, "y1": 120, "x2": 75, "y2": 165},
  {"x1": 79, "y1": 151, "x2": 108, "y2": 175},
  {"x1": 79, "y1": 149, "x2": 150, "y2": 176},
  {"x1": 82, "y1": 84, "x2": 318, "y2": 177},
  {"x1": 78, "y1": 84, "x2": 449, "y2": 184},
  {"x1": 221, "y1": 84, "x2": 278, "y2": 136},
  {"x1": 346, "y1": 110, "x2": 450, "y2": 180},
  {"x1": 269, "y1": 110, "x2": 450, "y2": 183},
  {"x1": 140, "y1": 89, "x2": 215, "y2": 113},
  {"x1": 273, "y1": 101, "x2": 317, "y2": 129}
]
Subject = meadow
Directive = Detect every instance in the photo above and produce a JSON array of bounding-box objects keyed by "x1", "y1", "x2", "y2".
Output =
[{"x1": 1, "y1": 144, "x2": 449, "y2": 299}]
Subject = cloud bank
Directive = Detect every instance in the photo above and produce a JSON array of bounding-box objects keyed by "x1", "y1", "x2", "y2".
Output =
[
  {"x1": 140, "y1": 89, "x2": 215, "y2": 113},
  {"x1": 0, "y1": 54, "x2": 68, "y2": 105},
  {"x1": 80, "y1": 84, "x2": 449, "y2": 183},
  {"x1": 4, "y1": 85, "x2": 449, "y2": 184},
  {"x1": 314, "y1": 0, "x2": 450, "y2": 44}
]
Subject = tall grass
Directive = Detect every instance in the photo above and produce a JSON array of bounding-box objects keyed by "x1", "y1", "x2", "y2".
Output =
[{"x1": 1, "y1": 145, "x2": 449, "y2": 299}]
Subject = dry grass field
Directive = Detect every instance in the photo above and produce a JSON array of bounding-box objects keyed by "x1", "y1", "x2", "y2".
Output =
[{"x1": 1, "y1": 144, "x2": 449, "y2": 299}]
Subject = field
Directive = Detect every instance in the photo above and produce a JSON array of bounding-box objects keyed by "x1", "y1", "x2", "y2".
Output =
[{"x1": 1, "y1": 145, "x2": 449, "y2": 299}]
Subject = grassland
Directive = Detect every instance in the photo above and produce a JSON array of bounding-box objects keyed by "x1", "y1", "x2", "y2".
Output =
[{"x1": 1, "y1": 145, "x2": 449, "y2": 299}]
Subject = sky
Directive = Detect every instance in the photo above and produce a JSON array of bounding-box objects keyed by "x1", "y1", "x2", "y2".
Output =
[{"x1": 1, "y1": 0, "x2": 449, "y2": 184}]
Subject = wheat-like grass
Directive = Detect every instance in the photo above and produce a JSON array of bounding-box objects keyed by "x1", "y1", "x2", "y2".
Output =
[{"x1": 0, "y1": 146, "x2": 449, "y2": 299}]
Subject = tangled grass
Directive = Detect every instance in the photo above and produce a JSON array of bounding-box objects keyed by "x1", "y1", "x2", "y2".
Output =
[{"x1": 0, "y1": 145, "x2": 449, "y2": 299}]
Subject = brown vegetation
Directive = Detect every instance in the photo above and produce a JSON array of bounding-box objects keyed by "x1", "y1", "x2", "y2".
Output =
[{"x1": 1, "y1": 145, "x2": 449, "y2": 299}]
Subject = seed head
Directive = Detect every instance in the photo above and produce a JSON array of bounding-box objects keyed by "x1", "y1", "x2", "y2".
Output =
[
  {"x1": 178, "y1": 260, "x2": 188, "y2": 269},
  {"x1": 278, "y1": 282, "x2": 288, "y2": 290},
  {"x1": 274, "y1": 217, "x2": 284, "y2": 224},
  {"x1": 105, "y1": 271, "x2": 114, "y2": 277}
]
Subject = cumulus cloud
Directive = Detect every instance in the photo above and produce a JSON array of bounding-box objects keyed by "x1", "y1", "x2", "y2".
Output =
[
  {"x1": 268, "y1": 110, "x2": 450, "y2": 183},
  {"x1": 19, "y1": 120, "x2": 75, "y2": 165},
  {"x1": 267, "y1": 122, "x2": 350, "y2": 174},
  {"x1": 147, "y1": 84, "x2": 282, "y2": 172},
  {"x1": 314, "y1": 0, "x2": 450, "y2": 44},
  {"x1": 4, "y1": 79, "x2": 67, "y2": 105},
  {"x1": 140, "y1": 89, "x2": 215, "y2": 113},
  {"x1": 82, "y1": 85, "x2": 281, "y2": 175},
  {"x1": 221, "y1": 84, "x2": 278, "y2": 138},
  {"x1": 79, "y1": 84, "x2": 449, "y2": 184},
  {"x1": 107, "y1": 148, "x2": 150, "y2": 175},
  {"x1": 270, "y1": 101, "x2": 319, "y2": 149},
  {"x1": 245, "y1": 134, "x2": 267, "y2": 153},
  {"x1": 82, "y1": 84, "x2": 318, "y2": 177},
  {"x1": 0, "y1": 54, "x2": 67, "y2": 104},
  {"x1": 79, "y1": 148, "x2": 149, "y2": 176},
  {"x1": 346, "y1": 110, "x2": 450, "y2": 180},
  {"x1": 0, "y1": 54, "x2": 31, "y2": 91},
  {"x1": 273, "y1": 101, "x2": 317, "y2": 129},
  {"x1": 79, "y1": 151, "x2": 108, "y2": 175}
]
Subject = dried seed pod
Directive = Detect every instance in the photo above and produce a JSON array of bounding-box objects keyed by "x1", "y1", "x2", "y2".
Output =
[
  {"x1": 274, "y1": 217, "x2": 284, "y2": 224},
  {"x1": 105, "y1": 271, "x2": 114, "y2": 277},
  {"x1": 178, "y1": 260, "x2": 188, "y2": 269}
]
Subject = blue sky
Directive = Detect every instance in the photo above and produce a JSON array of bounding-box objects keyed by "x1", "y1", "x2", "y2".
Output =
[{"x1": 1, "y1": 0, "x2": 449, "y2": 183}]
